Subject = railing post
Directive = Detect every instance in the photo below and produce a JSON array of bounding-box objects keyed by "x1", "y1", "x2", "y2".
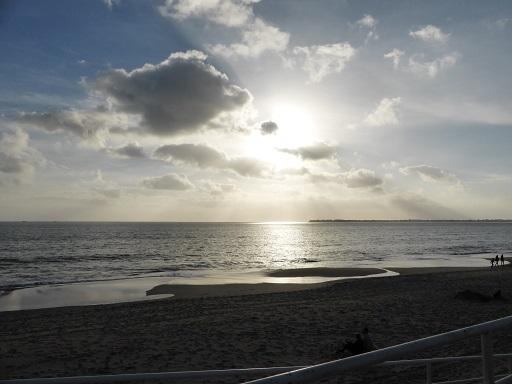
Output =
[
  {"x1": 425, "y1": 362, "x2": 432, "y2": 384},
  {"x1": 482, "y1": 333, "x2": 495, "y2": 384}
]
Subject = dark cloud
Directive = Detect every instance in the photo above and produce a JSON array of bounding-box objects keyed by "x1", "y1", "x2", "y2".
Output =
[
  {"x1": 153, "y1": 143, "x2": 269, "y2": 177},
  {"x1": 344, "y1": 168, "x2": 383, "y2": 188},
  {"x1": 0, "y1": 129, "x2": 45, "y2": 184},
  {"x1": 93, "y1": 50, "x2": 252, "y2": 136},
  {"x1": 279, "y1": 166, "x2": 383, "y2": 189},
  {"x1": 279, "y1": 143, "x2": 337, "y2": 160},
  {"x1": 142, "y1": 173, "x2": 194, "y2": 190},
  {"x1": 17, "y1": 110, "x2": 105, "y2": 140},
  {"x1": 109, "y1": 143, "x2": 146, "y2": 159},
  {"x1": 154, "y1": 143, "x2": 227, "y2": 167},
  {"x1": 260, "y1": 121, "x2": 278, "y2": 135}
]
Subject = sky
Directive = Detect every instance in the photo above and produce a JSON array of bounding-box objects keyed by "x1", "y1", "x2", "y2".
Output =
[{"x1": 1, "y1": 0, "x2": 512, "y2": 221}]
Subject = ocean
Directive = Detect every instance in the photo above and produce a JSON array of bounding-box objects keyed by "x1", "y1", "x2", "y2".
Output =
[{"x1": 2, "y1": 221, "x2": 512, "y2": 293}]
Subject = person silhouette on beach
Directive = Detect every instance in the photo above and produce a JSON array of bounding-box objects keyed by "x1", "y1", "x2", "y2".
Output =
[
  {"x1": 362, "y1": 327, "x2": 376, "y2": 352},
  {"x1": 491, "y1": 259, "x2": 495, "y2": 268},
  {"x1": 340, "y1": 334, "x2": 365, "y2": 355},
  {"x1": 502, "y1": 254, "x2": 505, "y2": 266},
  {"x1": 496, "y1": 255, "x2": 500, "y2": 266}
]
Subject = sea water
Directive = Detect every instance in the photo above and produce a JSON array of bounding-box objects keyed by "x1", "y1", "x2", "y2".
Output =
[{"x1": 1, "y1": 221, "x2": 511, "y2": 310}]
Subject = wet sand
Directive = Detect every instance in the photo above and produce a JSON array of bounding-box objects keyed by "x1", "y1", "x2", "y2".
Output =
[
  {"x1": 147, "y1": 267, "x2": 390, "y2": 298},
  {"x1": 2, "y1": 266, "x2": 512, "y2": 383},
  {"x1": 266, "y1": 267, "x2": 387, "y2": 278}
]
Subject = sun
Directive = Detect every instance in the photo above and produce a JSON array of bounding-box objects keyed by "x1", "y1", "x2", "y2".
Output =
[
  {"x1": 270, "y1": 101, "x2": 315, "y2": 148},
  {"x1": 241, "y1": 100, "x2": 318, "y2": 167}
]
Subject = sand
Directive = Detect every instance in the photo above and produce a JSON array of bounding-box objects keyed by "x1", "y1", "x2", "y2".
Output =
[
  {"x1": 2, "y1": 266, "x2": 512, "y2": 383},
  {"x1": 266, "y1": 267, "x2": 387, "y2": 278},
  {"x1": 146, "y1": 268, "x2": 389, "y2": 298}
]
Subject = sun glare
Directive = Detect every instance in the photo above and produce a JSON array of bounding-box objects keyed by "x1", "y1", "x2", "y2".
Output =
[
  {"x1": 243, "y1": 100, "x2": 317, "y2": 167},
  {"x1": 271, "y1": 101, "x2": 315, "y2": 147}
]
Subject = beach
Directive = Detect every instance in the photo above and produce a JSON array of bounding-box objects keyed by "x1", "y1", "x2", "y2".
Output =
[{"x1": 2, "y1": 266, "x2": 512, "y2": 383}]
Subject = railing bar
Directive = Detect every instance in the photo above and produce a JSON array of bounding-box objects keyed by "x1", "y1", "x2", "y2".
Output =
[
  {"x1": 242, "y1": 314, "x2": 512, "y2": 384},
  {"x1": 0, "y1": 367, "x2": 306, "y2": 384},
  {"x1": 435, "y1": 373, "x2": 507, "y2": 384},
  {"x1": 497, "y1": 373, "x2": 512, "y2": 383},
  {"x1": 3, "y1": 354, "x2": 512, "y2": 384},
  {"x1": 482, "y1": 333, "x2": 495, "y2": 384},
  {"x1": 426, "y1": 362, "x2": 433, "y2": 384}
]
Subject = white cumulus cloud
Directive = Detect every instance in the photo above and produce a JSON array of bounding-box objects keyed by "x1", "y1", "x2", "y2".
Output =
[
  {"x1": 364, "y1": 97, "x2": 401, "y2": 127},
  {"x1": 208, "y1": 18, "x2": 289, "y2": 58},
  {"x1": 158, "y1": 0, "x2": 257, "y2": 27},
  {"x1": 291, "y1": 43, "x2": 356, "y2": 83},
  {"x1": 407, "y1": 52, "x2": 459, "y2": 78},
  {"x1": 409, "y1": 25, "x2": 450, "y2": 43},
  {"x1": 384, "y1": 49, "x2": 405, "y2": 69}
]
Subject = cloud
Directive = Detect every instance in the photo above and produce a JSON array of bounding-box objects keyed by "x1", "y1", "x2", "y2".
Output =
[
  {"x1": 208, "y1": 18, "x2": 289, "y2": 58},
  {"x1": 407, "y1": 52, "x2": 459, "y2": 78},
  {"x1": 108, "y1": 143, "x2": 146, "y2": 159},
  {"x1": 0, "y1": 129, "x2": 45, "y2": 184},
  {"x1": 279, "y1": 143, "x2": 337, "y2": 160},
  {"x1": 201, "y1": 181, "x2": 237, "y2": 196},
  {"x1": 356, "y1": 14, "x2": 378, "y2": 43},
  {"x1": 384, "y1": 49, "x2": 405, "y2": 69},
  {"x1": 291, "y1": 43, "x2": 356, "y2": 82},
  {"x1": 289, "y1": 167, "x2": 383, "y2": 189},
  {"x1": 154, "y1": 143, "x2": 269, "y2": 177},
  {"x1": 158, "y1": 0, "x2": 257, "y2": 27},
  {"x1": 356, "y1": 14, "x2": 377, "y2": 28},
  {"x1": 400, "y1": 164, "x2": 459, "y2": 183},
  {"x1": 103, "y1": 0, "x2": 120, "y2": 9},
  {"x1": 484, "y1": 18, "x2": 512, "y2": 30},
  {"x1": 92, "y1": 50, "x2": 252, "y2": 136},
  {"x1": 142, "y1": 173, "x2": 194, "y2": 190},
  {"x1": 154, "y1": 143, "x2": 227, "y2": 167},
  {"x1": 364, "y1": 97, "x2": 401, "y2": 127},
  {"x1": 17, "y1": 110, "x2": 110, "y2": 142},
  {"x1": 260, "y1": 121, "x2": 278, "y2": 135},
  {"x1": 160, "y1": 1, "x2": 288, "y2": 59},
  {"x1": 228, "y1": 157, "x2": 268, "y2": 177},
  {"x1": 409, "y1": 25, "x2": 450, "y2": 43},
  {"x1": 343, "y1": 168, "x2": 383, "y2": 188}
]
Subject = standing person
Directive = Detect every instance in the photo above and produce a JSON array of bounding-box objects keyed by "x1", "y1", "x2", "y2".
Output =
[
  {"x1": 496, "y1": 255, "x2": 500, "y2": 267},
  {"x1": 502, "y1": 254, "x2": 505, "y2": 266},
  {"x1": 491, "y1": 258, "x2": 495, "y2": 269}
]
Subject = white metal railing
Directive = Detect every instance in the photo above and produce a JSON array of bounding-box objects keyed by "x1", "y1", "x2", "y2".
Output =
[
  {"x1": 2, "y1": 354, "x2": 512, "y2": 384},
  {"x1": 242, "y1": 314, "x2": 512, "y2": 384},
  {"x1": 3, "y1": 314, "x2": 512, "y2": 384}
]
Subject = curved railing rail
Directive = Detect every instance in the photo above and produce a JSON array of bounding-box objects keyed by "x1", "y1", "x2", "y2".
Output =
[{"x1": 242, "y1": 314, "x2": 512, "y2": 384}]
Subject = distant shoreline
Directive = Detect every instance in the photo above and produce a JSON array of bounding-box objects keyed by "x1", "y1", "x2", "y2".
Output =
[
  {"x1": 308, "y1": 219, "x2": 512, "y2": 222},
  {"x1": 2, "y1": 219, "x2": 512, "y2": 223}
]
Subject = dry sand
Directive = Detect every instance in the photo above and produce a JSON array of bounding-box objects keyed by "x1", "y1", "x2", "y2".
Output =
[{"x1": 2, "y1": 266, "x2": 512, "y2": 383}]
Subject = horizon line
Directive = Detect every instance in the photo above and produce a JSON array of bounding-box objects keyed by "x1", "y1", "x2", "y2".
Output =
[{"x1": 2, "y1": 219, "x2": 512, "y2": 224}]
